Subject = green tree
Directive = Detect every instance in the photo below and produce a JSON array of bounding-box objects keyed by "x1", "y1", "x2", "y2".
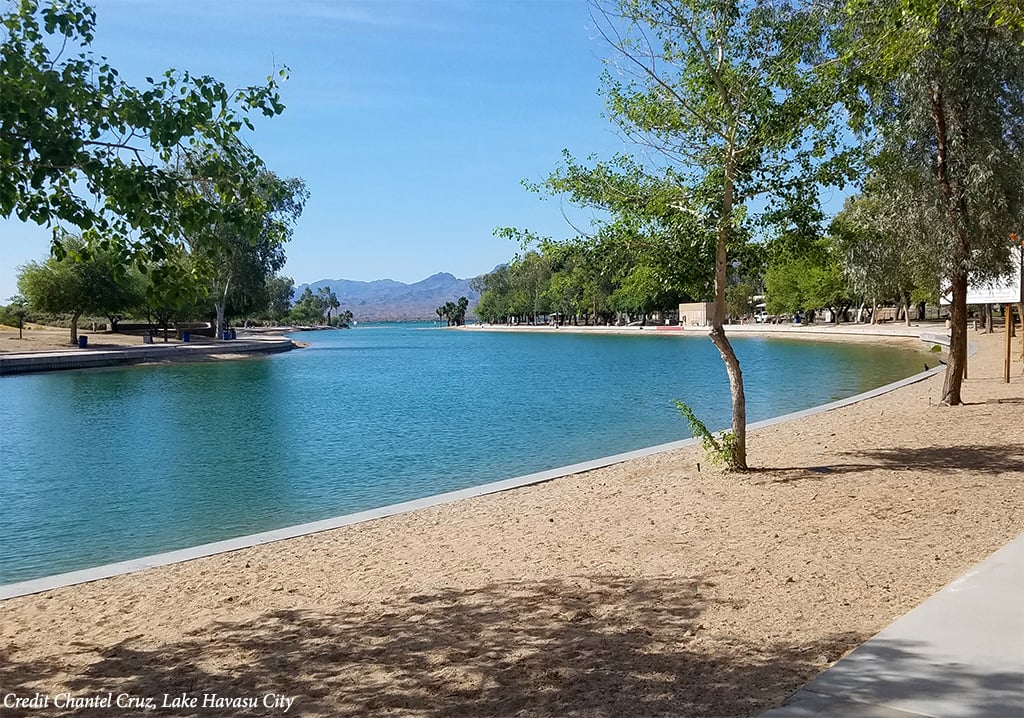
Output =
[
  {"x1": 102, "y1": 263, "x2": 144, "y2": 332},
  {"x1": 837, "y1": 0, "x2": 1024, "y2": 403},
  {"x1": 726, "y1": 282, "x2": 753, "y2": 322},
  {"x1": 182, "y1": 169, "x2": 307, "y2": 337},
  {"x1": 290, "y1": 287, "x2": 325, "y2": 326},
  {"x1": 317, "y1": 286, "x2": 341, "y2": 325},
  {"x1": 1, "y1": 0, "x2": 288, "y2": 263},
  {"x1": 264, "y1": 275, "x2": 295, "y2": 324},
  {"x1": 543, "y1": 0, "x2": 844, "y2": 468},
  {"x1": 142, "y1": 248, "x2": 203, "y2": 341},
  {"x1": 0, "y1": 295, "x2": 29, "y2": 338},
  {"x1": 17, "y1": 235, "x2": 136, "y2": 343},
  {"x1": 830, "y1": 193, "x2": 939, "y2": 326}
]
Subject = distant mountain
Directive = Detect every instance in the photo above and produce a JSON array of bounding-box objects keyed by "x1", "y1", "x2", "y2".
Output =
[{"x1": 297, "y1": 272, "x2": 479, "y2": 322}]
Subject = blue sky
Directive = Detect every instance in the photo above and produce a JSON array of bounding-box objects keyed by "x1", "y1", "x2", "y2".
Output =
[
  {"x1": 1, "y1": 0, "x2": 634, "y2": 298},
  {"x1": 2, "y1": 0, "x2": 854, "y2": 300}
]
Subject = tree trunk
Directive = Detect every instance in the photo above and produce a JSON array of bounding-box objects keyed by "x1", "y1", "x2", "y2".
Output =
[
  {"x1": 709, "y1": 158, "x2": 746, "y2": 470},
  {"x1": 985, "y1": 303, "x2": 993, "y2": 333},
  {"x1": 70, "y1": 311, "x2": 81, "y2": 344},
  {"x1": 932, "y1": 83, "x2": 970, "y2": 405},
  {"x1": 941, "y1": 270, "x2": 968, "y2": 404}
]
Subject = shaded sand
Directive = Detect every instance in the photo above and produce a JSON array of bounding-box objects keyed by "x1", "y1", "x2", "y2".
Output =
[{"x1": 1, "y1": 333, "x2": 1022, "y2": 717}]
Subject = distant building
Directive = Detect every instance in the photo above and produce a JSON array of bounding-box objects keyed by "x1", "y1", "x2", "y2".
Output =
[{"x1": 678, "y1": 301, "x2": 714, "y2": 327}]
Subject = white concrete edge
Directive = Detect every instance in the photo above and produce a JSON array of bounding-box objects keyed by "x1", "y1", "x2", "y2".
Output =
[{"x1": 0, "y1": 336, "x2": 958, "y2": 600}]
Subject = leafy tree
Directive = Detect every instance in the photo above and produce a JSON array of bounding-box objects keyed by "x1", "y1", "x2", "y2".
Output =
[
  {"x1": 539, "y1": 0, "x2": 845, "y2": 468},
  {"x1": 333, "y1": 309, "x2": 354, "y2": 328},
  {"x1": 765, "y1": 235, "x2": 849, "y2": 321},
  {"x1": 264, "y1": 275, "x2": 295, "y2": 324},
  {"x1": 317, "y1": 286, "x2": 341, "y2": 325},
  {"x1": 836, "y1": 0, "x2": 1024, "y2": 403},
  {"x1": 611, "y1": 264, "x2": 661, "y2": 323},
  {"x1": 1, "y1": 0, "x2": 288, "y2": 264},
  {"x1": 182, "y1": 169, "x2": 307, "y2": 337},
  {"x1": 830, "y1": 193, "x2": 940, "y2": 325},
  {"x1": 17, "y1": 235, "x2": 137, "y2": 342},
  {"x1": 435, "y1": 297, "x2": 470, "y2": 326},
  {"x1": 726, "y1": 282, "x2": 753, "y2": 321},
  {"x1": 142, "y1": 248, "x2": 203, "y2": 341},
  {"x1": 290, "y1": 287, "x2": 325, "y2": 326},
  {"x1": 102, "y1": 264, "x2": 144, "y2": 332},
  {"x1": 0, "y1": 295, "x2": 29, "y2": 338}
]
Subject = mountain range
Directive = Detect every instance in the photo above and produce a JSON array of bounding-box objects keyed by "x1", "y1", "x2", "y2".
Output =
[{"x1": 298, "y1": 272, "x2": 479, "y2": 322}]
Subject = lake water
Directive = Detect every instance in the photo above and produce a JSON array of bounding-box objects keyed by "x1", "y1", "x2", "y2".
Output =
[{"x1": 0, "y1": 324, "x2": 925, "y2": 584}]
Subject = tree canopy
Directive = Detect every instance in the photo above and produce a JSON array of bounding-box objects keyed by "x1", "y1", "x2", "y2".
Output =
[
  {"x1": 834, "y1": 0, "x2": 1024, "y2": 403},
  {"x1": 1, "y1": 0, "x2": 288, "y2": 262}
]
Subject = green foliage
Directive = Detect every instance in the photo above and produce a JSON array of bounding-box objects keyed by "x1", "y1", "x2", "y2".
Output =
[
  {"x1": 141, "y1": 247, "x2": 204, "y2": 339},
  {"x1": 289, "y1": 286, "x2": 352, "y2": 327},
  {"x1": 829, "y1": 192, "x2": 939, "y2": 311},
  {"x1": 437, "y1": 297, "x2": 470, "y2": 326},
  {"x1": 17, "y1": 234, "x2": 140, "y2": 341},
  {"x1": 317, "y1": 286, "x2": 341, "y2": 324},
  {"x1": 765, "y1": 239, "x2": 848, "y2": 316},
  {"x1": 0, "y1": 295, "x2": 29, "y2": 334},
  {"x1": 264, "y1": 276, "x2": 295, "y2": 323},
  {"x1": 1, "y1": 0, "x2": 289, "y2": 263},
  {"x1": 832, "y1": 0, "x2": 1023, "y2": 402},
  {"x1": 182, "y1": 167, "x2": 307, "y2": 334},
  {"x1": 725, "y1": 282, "x2": 753, "y2": 320},
  {"x1": 674, "y1": 400, "x2": 740, "y2": 471},
  {"x1": 290, "y1": 287, "x2": 324, "y2": 326}
]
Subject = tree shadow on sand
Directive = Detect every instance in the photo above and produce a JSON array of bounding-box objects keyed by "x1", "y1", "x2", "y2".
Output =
[
  {"x1": 751, "y1": 444, "x2": 1024, "y2": 484},
  {"x1": 3, "y1": 574, "x2": 862, "y2": 718}
]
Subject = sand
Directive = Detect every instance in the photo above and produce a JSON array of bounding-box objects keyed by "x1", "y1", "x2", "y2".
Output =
[
  {"x1": 1, "y1": 329, "x2": 1021, "y2": 717},
  {"x1": 0, "y1": 325, "x2": 182, "y2": 353}
]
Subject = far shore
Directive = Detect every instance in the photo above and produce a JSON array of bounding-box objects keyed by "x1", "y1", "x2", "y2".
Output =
[
  {"x1": 1, "y1": 329, "x2": 1020, "y2": 717},
  {"x1": 456, "y1": 319, "x2": 954, "y2": 352},
  {"x1": 458, "y1": 318, "x2": 942, "y2": 337},
  {"x1": 0, "y1": 325, "x2": 297, "y2": 376}
]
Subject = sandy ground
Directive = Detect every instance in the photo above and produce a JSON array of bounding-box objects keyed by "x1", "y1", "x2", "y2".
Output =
[
  {"x1": 0, "y1": 331, "x2": 1021, "y2": 717},
  {"x1": 0, "y1": 325, "x2": 181, "y2": 352}
]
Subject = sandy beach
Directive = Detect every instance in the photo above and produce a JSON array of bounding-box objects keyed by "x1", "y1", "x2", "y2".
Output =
[
  {"x1": 0, "y1": 324, "x2": 183, "y2": 352},
  {"x1": 1, "y1": 328, "x2": 1021, "y2": 717}
]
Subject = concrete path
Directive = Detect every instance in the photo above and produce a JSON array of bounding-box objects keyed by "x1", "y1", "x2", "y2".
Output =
[{"x1": 761, "y1": 533, "x2": 1024, "y2": 718}]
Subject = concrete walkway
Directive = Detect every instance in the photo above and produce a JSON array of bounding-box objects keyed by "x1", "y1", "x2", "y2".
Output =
[
  {"x1": 0, "y1": 335, "x2": 295, "y2": 375},
  {"x1": 762, "y1": 533, "x2": 1024, "y2": 718}
]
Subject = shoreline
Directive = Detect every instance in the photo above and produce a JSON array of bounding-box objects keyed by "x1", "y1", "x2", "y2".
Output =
[
  {"x1": 1, "y1": 332, "x2": 1020, "y2": 717},
  {"x1": 0, "y1": 333, "x2": 297, "y2": 376},
  {"x1": 1, "y1": 327, "x2": 945, "y2": 594},
  {"x1": 459, "y1": 319, "x2": 942, "y2": 340},
  {"x1": 0, "y1": 360, "x2": 946, "y2": 600}
]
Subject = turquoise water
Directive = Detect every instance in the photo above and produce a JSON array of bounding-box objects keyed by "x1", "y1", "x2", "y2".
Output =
[{"x1": 0, "y1": 325, "x2": 925, "y2": 584}]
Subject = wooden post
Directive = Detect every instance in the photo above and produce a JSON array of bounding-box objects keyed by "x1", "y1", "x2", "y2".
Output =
[{"x1": 1006, "y1": 303, "x2": 1013, "y2": 384}]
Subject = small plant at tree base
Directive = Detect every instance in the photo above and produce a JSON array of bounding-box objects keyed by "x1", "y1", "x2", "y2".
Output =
[{"x1": 674, "y1": 401, "x2": 740, "y2": 471}]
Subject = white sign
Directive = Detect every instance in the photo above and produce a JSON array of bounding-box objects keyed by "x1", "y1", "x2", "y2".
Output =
[{"x1": 942, "y1": 248, "x2": 1023, "y2": 305}]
